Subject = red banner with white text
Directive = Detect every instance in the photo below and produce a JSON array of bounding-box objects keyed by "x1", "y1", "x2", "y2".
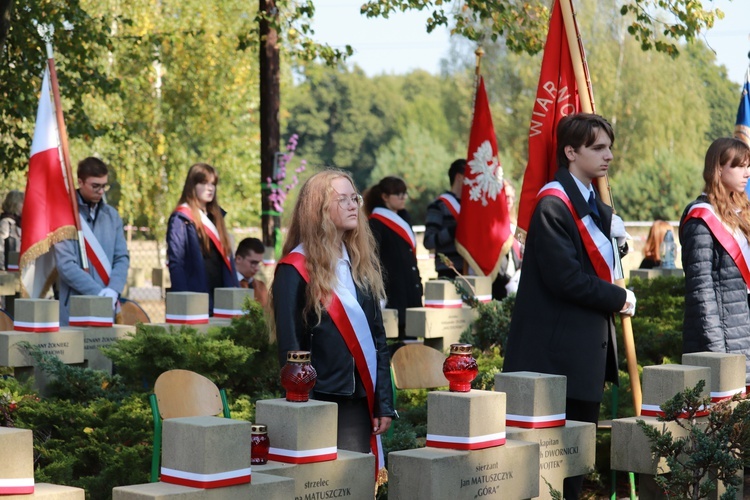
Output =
[{"x1": 516, "y1": 0, "x2": 581, "y2": 237}]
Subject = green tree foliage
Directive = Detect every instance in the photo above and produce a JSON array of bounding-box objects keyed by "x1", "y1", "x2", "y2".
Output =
[
  {"x1": 283, "y1": 64, "x2": 404, "y2": 187},
  {"x1": 368, "y1": 123, "x2": 454, "y2": 222},
  {"x1": 613, "y1": 152, "x2": 703, "y2": 221},
  {"x1": 362, "y1": 0, "x2": 729, "y2": 58},
  {"x1": 0, "y1": 0, "x2": 118, "y2": 173}
]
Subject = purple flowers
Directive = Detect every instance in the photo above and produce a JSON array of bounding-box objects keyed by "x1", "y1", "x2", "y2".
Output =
[{"x1": 269, "y1": 134, "x2": 306, "y2": 213}]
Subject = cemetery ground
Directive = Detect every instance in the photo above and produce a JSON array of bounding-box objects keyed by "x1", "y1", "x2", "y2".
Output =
[{"x1": 0, "y1": 271, "x2": 719, "y2": 499}]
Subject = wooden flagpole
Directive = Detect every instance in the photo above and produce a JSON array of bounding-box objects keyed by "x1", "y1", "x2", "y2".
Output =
[
  {"x1": 44, "y1": 36, "x2": 89, "y2": 271},
  {"x1": 559, "y1": 0, "x2": 642, "y2": 416}
]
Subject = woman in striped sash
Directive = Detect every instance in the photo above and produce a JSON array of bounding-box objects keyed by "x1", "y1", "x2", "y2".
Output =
[
  {"x1": 364, "y1": 176, "x2": 423, "y2": 341},
  {"x1": 680, "y1": 138, "x2": 750, "y2": 384},
  {"x1": 167, "y1": 163, "x2": 238, "y2": 314}
]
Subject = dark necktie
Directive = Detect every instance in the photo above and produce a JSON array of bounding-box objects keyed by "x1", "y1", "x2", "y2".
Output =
[
  {"x1": 240, "y1": 278, "x2": 249, "y2": 289},
  {"x1": 588, "y1": 192, "x2": 602, "y2": 231}
]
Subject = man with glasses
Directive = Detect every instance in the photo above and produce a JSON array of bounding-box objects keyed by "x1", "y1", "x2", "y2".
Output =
[
  {"x1": 235, "y1": 237, "x2": 267, "y2": 307},
  {"x1": 54, "y1": 157, "x2": 129, "y2": 325}
]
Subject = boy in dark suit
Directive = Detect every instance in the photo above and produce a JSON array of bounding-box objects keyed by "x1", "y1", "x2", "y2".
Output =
[{"x1": 503, "y1": 113, "x2": 635, "y2": 499}]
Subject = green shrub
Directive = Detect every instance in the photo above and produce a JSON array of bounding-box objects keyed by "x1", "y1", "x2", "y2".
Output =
[
  {"x1": 460, "y1": 296, "x2": 515, "y2": 353},
  {"x1": 618, "y1": 276, "x2": 684, "y2": 368},
  {"x1": 638, "y1": 381, "x2": 750, "y2": 499}
]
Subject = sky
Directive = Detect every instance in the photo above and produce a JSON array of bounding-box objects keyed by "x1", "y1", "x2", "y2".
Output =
[{"x1": 311, "y1": 0, "x2": 750, "y2": 86}]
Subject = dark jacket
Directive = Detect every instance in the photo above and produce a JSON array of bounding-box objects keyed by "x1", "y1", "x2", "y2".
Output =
[
  {"x1": 369, "y1": 210, "x2": 423, "y2": 336},
  {"x1": 680, "y1": 196, "x2": 750, "y2": 383},
  {"x1": 423, "y1": 191, "x2": 463, "y2": 275},
  {"x1": 166, "y1": 210, "x2": 239, "y2": 313},
  {"x1": 273, "y1": 262, "x2": 396, "y2": 418},
  {"x1": 503, "y1": 169, "x2": 626, "y2": 402}
]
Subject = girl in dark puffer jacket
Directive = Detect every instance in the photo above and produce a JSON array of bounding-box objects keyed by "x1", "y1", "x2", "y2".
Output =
[{"x1": 680, "y1": 137, "x2": 750, "y2": 385}]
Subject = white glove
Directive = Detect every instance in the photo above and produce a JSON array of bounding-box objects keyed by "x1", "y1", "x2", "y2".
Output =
[
  {"x1": 610, "y1": 214, "x2": 632, "y2": 247},
  {"x1": 98, "y1": 287, "x2": 119, "y2": 310},
  {"x1": 620, "y1": 288, "x2": 636, "y2": 317}
]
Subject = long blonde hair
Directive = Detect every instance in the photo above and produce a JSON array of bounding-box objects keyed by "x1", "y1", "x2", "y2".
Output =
[
  {"x1": 175, "y1": 163, "x2": 232, "y2": 260},
  {"x1": 280, "y1": 169, "x2": 385, "y2": 321},
  {"x1": 703, "y1": 138, "x2": 750, "y2": 239}
]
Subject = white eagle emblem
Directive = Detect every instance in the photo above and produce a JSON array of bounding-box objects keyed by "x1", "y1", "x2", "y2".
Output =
[{"x1": 465, "y1": 140, "x2": 504, "y2": 206}]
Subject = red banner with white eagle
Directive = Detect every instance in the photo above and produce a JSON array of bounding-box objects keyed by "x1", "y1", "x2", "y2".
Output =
[{"x1": 455, "y1": 76, "x2": 513, "y2": 280}]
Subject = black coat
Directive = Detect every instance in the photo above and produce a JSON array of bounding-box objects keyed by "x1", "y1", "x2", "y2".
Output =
[
  {"x1": 503, "y1": 169, "x2": 626, "y2": 402},
  {"x1": 369, "y1": 210, "x2": 423, "y2": 335},
  {"x1": 272, "y1": 262, "x2": 396, "y2": 418},
  {"x1": 680, "y1": 196, "x2": 750, "y2": 383}
]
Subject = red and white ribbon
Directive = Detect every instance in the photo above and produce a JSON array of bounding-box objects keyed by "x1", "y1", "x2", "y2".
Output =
[
  {"x1": 69, "y1": 316, "x2": 114, "y2": 327},
  {"x1": 13, "y1": 320, "x2": 59, "y2": 332},
  {"x1": 710, "y1": 387, "x2": 746, "y2": 403},
  {"x1": 438, "y1": 194, "x2": 460, "y2": 220},
  {"x1": 424, "y1": 298, "x2": 463, "y2": 308},
  {"x1": 5, "y1": 264, "x2": 18, "y2": 272},
  {"x1": 505, "y1": 413, "x2": 566, "y2": 429},
  {"x1": 641, "y1": 404, "x2": 709, "y2": 418},
  {"x1": 80, "y1": 216, "x2": 112, "y2": 285},
  {"x1": 684, "y1": 203, "x2": 750, "y2": 290},
  {"x1": 0, "y1": 478, "x2": 34, "y2": 494},
  {"x1": 370, "y1": 208, "x2": 416, "y2": 255},
  {"x1": 537, "y1": 183, "x2": 615, "y2": 283},
  {"x1": 165, "y1": 313, "x2": 209, "y2": 325},
  {"x1": 212, "y1": 308, "x2": 243, "y2": 319},
  {"x1": 267, "y1": 446, "x2": 338, "y2": 464},
  {"x1": 476, "y1": 294, "x2": 492, "y2": 303},
  {"x1": 160, "y1": 467, "x2": 251, "y2": 489},
  {"x1": 175, "y1": 205, "x2": 232, "y2": 272},
  {"x1": 426, "y1": 431, "x2": 506, "y2": 450}
]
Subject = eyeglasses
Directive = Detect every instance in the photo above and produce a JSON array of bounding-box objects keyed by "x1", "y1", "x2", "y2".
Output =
[
  {"x1": 86, "y1": 182, "x2": 110, "y2": 192},
  {"x1": 335, "y1": 194, "x2": 363, "y2": 209}
]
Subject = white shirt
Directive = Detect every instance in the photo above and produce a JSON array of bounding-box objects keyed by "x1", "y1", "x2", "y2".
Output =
[{"x1": 336, "y1": 245, "x2": 357, "y2": 299}]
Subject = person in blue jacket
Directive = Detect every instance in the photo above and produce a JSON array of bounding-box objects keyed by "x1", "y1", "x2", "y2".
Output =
[
  {"x1": 55, "y1": 157, "x2": 130, "y2": 325},
  {"x1": 166, "y1": 163, "x2": 238, "y2": 314}
]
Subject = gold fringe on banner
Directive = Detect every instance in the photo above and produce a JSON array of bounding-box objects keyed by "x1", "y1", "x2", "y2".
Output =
[{"x1": 18, "y1": 225, "x2": 78, "y2": 269}]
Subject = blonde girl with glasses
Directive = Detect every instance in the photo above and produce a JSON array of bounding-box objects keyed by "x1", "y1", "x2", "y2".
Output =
[
  {"x1": 271, "y1": 169, "x2": 395, "y2": 485},
  {"x1": 363, "y1": 176, "x2": 423, "y2": 342}
]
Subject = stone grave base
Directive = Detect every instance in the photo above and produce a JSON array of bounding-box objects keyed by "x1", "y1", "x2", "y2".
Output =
[
  {"x1": 112, "y1": 473, "x2": 294, "y2": 500},
  {"x1": 1, "y1": 483, "x2": 85, "y2": 499},
  {"x1": 388, "y1": 440, "x2": 539, "y2": 500},
  {"x1": 254, "y1": 449, "x2": 375, "y2": 499}
]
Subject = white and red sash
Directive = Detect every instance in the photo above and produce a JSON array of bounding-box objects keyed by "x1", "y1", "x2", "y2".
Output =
[
  {"x1": 175, "y1": 204, "x2": 232, "y2": 272},
  {"x1": 537, "y1": 182, "x2": 614, "y2": 283},
  {"x1": 505, "y1": 413, "x2": 566, "y2": 429},
  {"x1": 438, "y1": 193, "x2": 460, "y2": 220},
  {"x1": 279, "y1": 247, "x2": 385, "y2": 480},
  {"x1": 369, "y1": 207, "x2": 416, "y2": 255},
  {"x1": 160, "y1": 466, "x2": 251, "y2": 488},
  {"x1": 80, "y1": 216, "x2": 112, "y2": 286},
  {"x1": 0, "y1": 478, "x2": 34, "y2": 494},
  {"x1": 683, "y1": 202, "x2": 750, "y2": 290},
  {"x1": 640, "y1": 403, "x2": 709, "y2": 419}
]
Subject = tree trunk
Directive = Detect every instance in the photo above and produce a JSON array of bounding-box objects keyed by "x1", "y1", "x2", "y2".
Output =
[
  {"x1": 259, "y1": 0, "x2": 280, "y2": 255},
  {"x1": 0, "y1": 0, "x2": 14, "y2": 55}
]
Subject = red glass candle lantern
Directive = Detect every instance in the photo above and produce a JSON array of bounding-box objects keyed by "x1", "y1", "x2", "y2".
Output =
[
  {"x1": 251, "y1": 424, "x2": 270, "y2": 465},
  {"x1": 442, "y1": 343, "x2": 478, "y2": 392},
  {"x1": 280, "y1": 350, "x2": 317, "y2": 402}
]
